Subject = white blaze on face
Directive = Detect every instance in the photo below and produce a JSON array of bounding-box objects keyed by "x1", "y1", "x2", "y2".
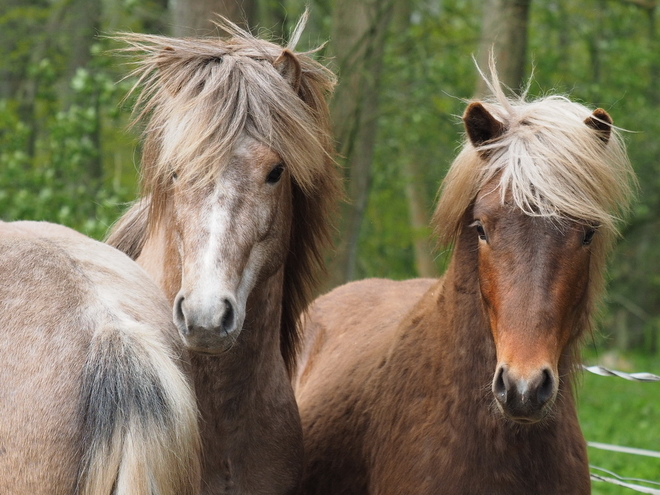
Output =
[
  {"x1": 199, "y1": 183, "x2": 231, "y2": 299},
  {"x1": 172, "y1": 135, "x2": 289, "y2": 352}
]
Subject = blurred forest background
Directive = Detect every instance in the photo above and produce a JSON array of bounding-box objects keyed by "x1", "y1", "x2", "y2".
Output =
[{"x1": 2, "y1": 0, "x2": 660, "y2": 354}]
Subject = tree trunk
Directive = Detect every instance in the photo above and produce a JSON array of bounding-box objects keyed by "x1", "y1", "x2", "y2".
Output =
[
  {"x1": 392, "y1": 0, "x2": 437, "y2": 278},
  {"x1": 60, "y1": 0, "x2": 101, "y2": 106},
  {"x1": 169, "y1": 0, "x2": 258, "y2": 36},
  {"x1": 475, "y1": 0, "x2": 532, "y2": 96},
  {"x1": 403, "y1": 160, "x2": 438, "y2": 278},
  {"x1": 15, "y1": 0, "x2": 71, "y2": 159},
  {"x1": 327, "y1": 0, "x2": 395, "y2": 286},
  {"x1": 646, "y1": 6, "x2": 659, "y2": 105}
]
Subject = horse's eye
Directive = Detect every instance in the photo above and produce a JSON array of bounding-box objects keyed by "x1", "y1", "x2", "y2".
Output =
[
  {"x1": 266, "y1": 164, "x2": 285, "y2": 184},
  {"x1": 583, "y1": 227, "x2": 597, "y2": 246},
  {"x1": 470, "y1": 221, "x2": 488, "y2": 242}
]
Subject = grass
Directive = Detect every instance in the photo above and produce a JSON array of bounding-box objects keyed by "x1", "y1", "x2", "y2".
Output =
[{"x1": 578, "y1": 350, "x2": 660, "y2": 495}]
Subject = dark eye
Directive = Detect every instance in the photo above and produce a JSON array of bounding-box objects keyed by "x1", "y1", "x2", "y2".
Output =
[
  {"x1": 266, "y1": 164, "x2": 285, "y2": 184},
  {"x1": 471, "y1": 220, "x2": 488, "y2": 242},
  {"x1": 582, "y1": 227, "x2": 597, "y2": 246},
  {"x1": 172, "y1": 171, "x2": 178, "y2": 182}
]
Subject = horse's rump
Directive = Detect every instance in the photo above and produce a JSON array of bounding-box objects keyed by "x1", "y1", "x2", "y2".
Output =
[{"x1": 0, "y1": 221, "x2": 200, "y2": 495}]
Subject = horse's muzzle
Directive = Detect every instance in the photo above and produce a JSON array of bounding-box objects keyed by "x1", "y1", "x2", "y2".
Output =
[{"x1": 492, "y1": 364, "x2": 557, "y2": 423}]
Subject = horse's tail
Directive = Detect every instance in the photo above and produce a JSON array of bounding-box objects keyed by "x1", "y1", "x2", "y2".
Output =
[{"x1": 77, "y1": 321, "x2": 201, "y2": 495}]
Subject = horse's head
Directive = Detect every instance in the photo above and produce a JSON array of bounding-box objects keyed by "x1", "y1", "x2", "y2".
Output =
[
  {"x1": 434, "y1": 91, "x2": 634, "y2": 424},
  {"x1": 113, "y1": 24, "x2": 339, "y2": 360},
  {"x1": 471, "y1": 174, "x2": 595, "y2": 423},
  {"x1": 170, "y1": 134, "x2": 294, "y2": 353}
]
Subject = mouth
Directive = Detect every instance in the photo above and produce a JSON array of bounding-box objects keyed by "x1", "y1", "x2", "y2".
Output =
[
  {"x1": 508, "y1": 416, "x2": 541, "y2": 425},
  {"x1": 496, "y1": 402, "x2": 551, "y2": 425},
  {"x1": 179, "y1": 330, "x2": 239, "y2": 355}
]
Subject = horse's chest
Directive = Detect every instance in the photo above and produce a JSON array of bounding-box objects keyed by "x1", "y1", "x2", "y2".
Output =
[{"x1": 368, "y1": 417, "x2": 589, "y2": 495}]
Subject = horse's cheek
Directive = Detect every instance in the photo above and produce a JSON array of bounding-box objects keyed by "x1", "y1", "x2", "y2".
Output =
[{"x1": 477, "y1": 247, "x2": 500, "y2": 340}]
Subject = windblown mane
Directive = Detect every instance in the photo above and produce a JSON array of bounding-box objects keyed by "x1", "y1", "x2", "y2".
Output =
[
  {"x1": 433, "y1": 64, "x2": 636, "y2": 353},
  {"x1": 107, "y1": 17, "x2": 341, "y2": 374}
]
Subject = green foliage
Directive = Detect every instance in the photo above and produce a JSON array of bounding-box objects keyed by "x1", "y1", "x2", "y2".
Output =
[
  {"x1": 0, "y1": 2, "x2": 145, "y2": 239},
  {"x1": 0, "y1": 62, "x2": 136, "y2": 238}
]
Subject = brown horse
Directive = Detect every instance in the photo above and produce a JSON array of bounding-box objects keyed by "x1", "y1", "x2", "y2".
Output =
[
  {"x1": 106, "y1": 16, "x2": 340, "y2": 495},
  {"x1": 0, "y1": 221, "x2": 200, "y2": 495},
  {"x1": 294, "y1": 68, "x2": 636, "y2": 494}
]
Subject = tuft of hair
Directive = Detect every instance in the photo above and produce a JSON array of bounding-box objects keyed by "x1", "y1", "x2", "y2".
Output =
[
  {"x1": 109, "y1": 12, "x2": 342, "y2": 375},
  {"x1": 76, "y1": 321, "x2": 201, "y2": 495},
  {"x1": 435, "y1": 56, "x2": 635, "y2": 249}
]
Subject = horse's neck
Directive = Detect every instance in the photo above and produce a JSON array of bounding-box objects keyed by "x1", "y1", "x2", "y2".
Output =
[
  {"x1": 433, "y1": 234, "x2": 498, "y2": 387},
  {"x1": 138, "y1": 228, "x2": 300, "y2": 491},
  {"x1": 190, "y1": 269, "x2": 302, "y2": 491},
  {"x1": 191, "y1": 269, "x2": 287, "y2": 402}
]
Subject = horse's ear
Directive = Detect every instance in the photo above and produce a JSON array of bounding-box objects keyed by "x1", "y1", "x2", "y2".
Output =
[
  {"x1": 274, "y1": 49, "x2": 302, "y2": 93},
  {"x1": 584, "y1": 108, "x2": 612, "y2": 144},
  {"x1": 156, "y1": 46, "x2": 176, "y2": 71},
  {"x1": 463, "y1": 102, "x2": 505, "y2": 147}
]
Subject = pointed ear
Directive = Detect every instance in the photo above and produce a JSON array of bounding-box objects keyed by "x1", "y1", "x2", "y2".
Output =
[
  {"x1": 155, "y1": 46, "x2": 177, "y2": 71},
  {"x1": 584, "y1": 108, "x2": 613, "y2": 144},
  {"x1": 463, "y1": 102, "x2": 505, "y2": 147},
  {"x1": 154, "y1": 46, "x2": 184, "y2": 96},
  {"x1": 274, "y1": 49, "x2": 302, "y2": 93}
]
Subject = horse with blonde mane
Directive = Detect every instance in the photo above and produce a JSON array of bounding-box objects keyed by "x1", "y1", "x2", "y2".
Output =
[
  {"x1": 294, "y1": 67, "x2": 636, "y2": 494},
  {"x1": 107, "y1": 15, "x2": 340, "y2": 494},
  {"x1": 0, "y1": 221, "x2": 200, "y2": 495}
]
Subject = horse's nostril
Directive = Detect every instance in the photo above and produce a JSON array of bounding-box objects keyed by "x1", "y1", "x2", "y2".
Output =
[
  {"x1": 493, "y1": 365, "x2": 507, "y2": 403},
  {"x1": 537, "y1": 368, "x2": 555, "y2": 406},
  {"x1": 221, "y1": 298, "x2": 235, "y2": 334},
  {"x1": 173, "y1": 294, "x2": 186, "y2": 332}
]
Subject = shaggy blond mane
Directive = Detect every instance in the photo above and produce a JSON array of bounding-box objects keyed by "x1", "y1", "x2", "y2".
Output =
[
  {"x1": 435, "y1": 69, "x2": 634, "y2": 246},
  {"x1": 435, "y1": 65, "x2": 636, "y2": 247},
  {"x1": 108, "y1": 16, "x2": 341, "y2": 374}
]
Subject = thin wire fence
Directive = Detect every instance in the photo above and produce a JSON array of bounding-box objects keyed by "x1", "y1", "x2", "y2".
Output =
[
  {"x1": 583, "y1": 365, "x2": 660, "y2": 382},
  {"x1": 584, "y1": 364, "x2": 660, "y2": 493}
]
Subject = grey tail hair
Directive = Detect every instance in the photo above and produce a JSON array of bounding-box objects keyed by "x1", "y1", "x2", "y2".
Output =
[{"x1": 76, "y1": 323, "x2": 200, "y2": 495}]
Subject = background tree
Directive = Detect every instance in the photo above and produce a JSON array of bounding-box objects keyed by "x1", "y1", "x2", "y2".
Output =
[
  {"x1": 169, "y1": 0, "x2": 258, "y2": 36},
  {"x1": 327, "y1": 0, "x2": 395, "y2": 285},
  {"x1": 475, "y1": 0, "x2": 532, "y2": 95}
]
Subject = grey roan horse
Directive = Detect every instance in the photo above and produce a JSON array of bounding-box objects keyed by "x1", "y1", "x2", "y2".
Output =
[{"x1": 108, "y1": 15, "x2": 341, "y2": 495}]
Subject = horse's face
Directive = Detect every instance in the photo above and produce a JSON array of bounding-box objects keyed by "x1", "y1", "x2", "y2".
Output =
[
  {"x1": 170, "y1": 135, "x2": 293, "y2": 353},
  {"x1": 473, "y1": 183, "x2": 594, "y2": 423}
]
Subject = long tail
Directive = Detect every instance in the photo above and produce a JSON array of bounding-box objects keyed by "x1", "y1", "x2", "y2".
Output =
[{"x1": 77, "y1": 322, "x2": 201, "y2": 495}]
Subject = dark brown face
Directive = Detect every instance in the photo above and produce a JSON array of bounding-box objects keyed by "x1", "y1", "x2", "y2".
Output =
[{"x1": 472, "y1": 183, "x2": 595, "y2": 423}]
